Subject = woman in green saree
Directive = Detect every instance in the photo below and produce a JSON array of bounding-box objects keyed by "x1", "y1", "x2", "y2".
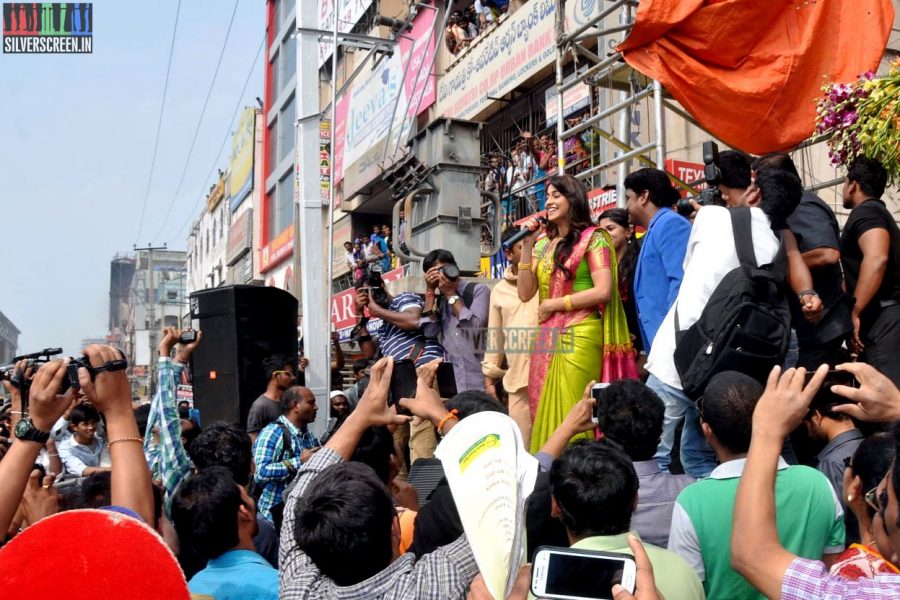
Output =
[{"x1": 517, "y1": 174, "x2": 637, "y2": 453}]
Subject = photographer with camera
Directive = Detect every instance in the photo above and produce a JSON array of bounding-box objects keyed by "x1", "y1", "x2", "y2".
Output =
[
  {"x1": 714, "y1": 152, "x2": 846, "y2": 368},
  {"x1": 421, "y1": 249, "x2": 490, "y2": 394},
  {"x1": 647, "y1": 167, "x2": 803, "y2": 479},
  {"x1": 354, "y1": 269, "x2": 445, "y2": 470}
]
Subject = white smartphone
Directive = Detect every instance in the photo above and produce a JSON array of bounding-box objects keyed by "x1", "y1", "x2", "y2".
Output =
[
  {"x1": 531, "y1": 546, "x2": 636, "y2": 600},
  {"x1": 590, "y1": 382, "x2": 611, "y2": 423}
]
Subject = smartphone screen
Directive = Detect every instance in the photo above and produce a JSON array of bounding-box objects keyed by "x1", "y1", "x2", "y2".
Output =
[
  {"x1": 533, "y1": 548, "x2": 635, "y2": 600},
  {"x1": 806, "y1": 370, "x2": 857, "y2": 407},
  {"x1": 591, "y1": 383, "x2": 610, "y2": 423},
  {"x1": 389, "y1": 360, "x2": 418, "y2": 406},
  {"x1": 436, "y1": 362, "x2": 458, "y2": 398}
]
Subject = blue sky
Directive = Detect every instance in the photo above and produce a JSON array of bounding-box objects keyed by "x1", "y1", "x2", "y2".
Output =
[{"x1": 0, "y1": 0, "x2": 265, "y2": 355}]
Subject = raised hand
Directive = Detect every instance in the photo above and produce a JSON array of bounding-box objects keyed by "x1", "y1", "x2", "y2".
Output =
[
  {"x1": 175, "y1": 329, "x2": 202, "y2": 363},
  {"x1": 78, "y1": 345, "x2": 131, "y2": 419},
  {"x1": 356, "y1": 357, "x2": 412, "y2": 428},
  {"x1": 27, "y1": 359, "x2": 77, "y2": 431},
  {"x1": 831, "y1": 362, "x2": 900, "y2": 423},
  {"x1": 752, "y1": 365, "x2": 828, "y2": 440}
]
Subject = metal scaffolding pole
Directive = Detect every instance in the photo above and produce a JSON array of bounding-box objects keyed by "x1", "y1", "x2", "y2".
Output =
[{"x1": 552, "y1": 0, "x2": 669, "y2": 206}]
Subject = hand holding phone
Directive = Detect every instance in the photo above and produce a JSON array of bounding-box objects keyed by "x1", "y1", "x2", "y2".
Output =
[
  {"x1": 591, "y1": 382, "x2": 610, "y2": 423},
  {"x1": 531, "y1": 546, "x2": 636, "y2": 600},
  {"x1": 389, "y1": 359, "x2": 417, "y2": 413}
]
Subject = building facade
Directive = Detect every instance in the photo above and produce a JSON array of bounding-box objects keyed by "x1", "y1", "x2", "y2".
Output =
[
  {"x1": 125, "y1": 249, "x2": 187, "y2": 400},
  {"x1": 262, "y1": 0, "x2": 900, "y2": 345},
  {"x1": 0, "y1": 310, "x2": 20, "y2": 365}
]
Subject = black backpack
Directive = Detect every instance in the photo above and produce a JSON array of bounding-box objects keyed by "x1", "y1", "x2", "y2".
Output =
[{"x1": 673, "y1": 208, "x2": 790, "y2": 400}]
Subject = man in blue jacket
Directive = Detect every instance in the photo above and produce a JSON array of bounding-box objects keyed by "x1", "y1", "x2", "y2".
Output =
[{"x1": 627, "y1": 168, "x2": 692, "y2": 351}]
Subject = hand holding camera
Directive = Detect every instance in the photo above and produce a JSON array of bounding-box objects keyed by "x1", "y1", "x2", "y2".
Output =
[
  {"x1": 27, "y1": 359, "x2": 78, "y2": 432},
  {"x1": 78, "y1": 345, "x2": 132, "y2": 419}
]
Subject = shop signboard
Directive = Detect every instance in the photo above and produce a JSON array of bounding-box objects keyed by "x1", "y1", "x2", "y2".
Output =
[
  {"x1": 229, "y1": 108, "x2": 255, "y2": 212},
  {"x1": 334, "y1": 7, "x2": 437, "y2": 197}
]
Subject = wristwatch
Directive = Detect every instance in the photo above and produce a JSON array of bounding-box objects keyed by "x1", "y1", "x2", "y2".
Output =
[
  {"x1": 447, "y1": 295, "x2": 460, "y2": 306},
  {"x1": 15, "y1": 417, "x2": 51, "y2": 444}
]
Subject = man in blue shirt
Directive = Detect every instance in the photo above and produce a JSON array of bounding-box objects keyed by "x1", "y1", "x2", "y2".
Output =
[
  {"x1": 253, "y1": 386, "x2": 320, "y2": 522},
  {"x1": 171, "y1": 467, "x2": 279, "y2": 600},
  {"x1": 626, "y1": 168, "x2": 691, "y2": 351}
]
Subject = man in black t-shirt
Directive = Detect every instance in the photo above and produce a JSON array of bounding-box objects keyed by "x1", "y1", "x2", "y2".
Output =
[
  {"x1": 840, "y1": 156, "x2": 900, "y2": 386},
  {"x1": 786, "y1": 191, "x2": 852, "y2": 368},
  {"x1": 246, "y1": 354, "x2": 296, "y2": 443}
]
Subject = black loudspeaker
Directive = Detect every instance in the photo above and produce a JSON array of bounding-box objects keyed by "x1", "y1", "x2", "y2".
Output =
[{"x1": 189, "y1": 285, "x2": 298, "y2": 428}]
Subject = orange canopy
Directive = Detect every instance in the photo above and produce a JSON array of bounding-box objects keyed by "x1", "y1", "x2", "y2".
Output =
[{"x1": 618, "y1": 0, "x2": 895, "y2": 154}]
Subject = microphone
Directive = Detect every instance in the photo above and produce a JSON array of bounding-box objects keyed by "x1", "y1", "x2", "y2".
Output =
[{"x1": 502, "y1": 217, "x2": 547, "y2": 250}]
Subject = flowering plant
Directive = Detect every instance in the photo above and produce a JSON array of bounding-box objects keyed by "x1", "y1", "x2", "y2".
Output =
[{"x1": 816, "y1": 58, "x2": 900, "y2": 181}]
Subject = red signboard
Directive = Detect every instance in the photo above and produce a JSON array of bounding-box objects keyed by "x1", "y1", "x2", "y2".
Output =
[
  {"x1": 588, "y1": 188, "x2": 617, "y2": 221},
  {"x1": 665, "y1": 159, "x2": 706, "y2": 197}
]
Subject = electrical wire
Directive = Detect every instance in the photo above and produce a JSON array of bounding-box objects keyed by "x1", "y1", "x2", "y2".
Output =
[
  {"x1": 150, "y1": 0, "x2": 241, "y2": 243},
  {"x1": 135, "y1": 0, "x2": 183, "y2": 244},
  {"x1": 166, "y1": 32, "x2": 266, "y2": 246}
]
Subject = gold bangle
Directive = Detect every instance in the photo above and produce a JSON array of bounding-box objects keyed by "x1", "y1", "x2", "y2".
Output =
[
  {"x1": 107, "y1": 437, "x2": 143, "y2": 447},
  {"x1": 563, "y1": 295, "x2": 574, "y2": 312},
  {"x1": 517, "y1": 262, "x2": 532, "y2": 271}
]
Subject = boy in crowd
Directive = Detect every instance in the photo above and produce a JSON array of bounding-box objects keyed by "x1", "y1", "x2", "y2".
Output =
[{"x1": 58, "y1": 403, "x2": 109, "y2": 477}]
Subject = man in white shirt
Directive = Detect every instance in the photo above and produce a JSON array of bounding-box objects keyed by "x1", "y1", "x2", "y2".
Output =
[
  {"x1": 58, "y1": 403, "x2": 110, "y2": 477},
  {"x1": 647, "y1": 168, "x2": 802, "y2": 478}
]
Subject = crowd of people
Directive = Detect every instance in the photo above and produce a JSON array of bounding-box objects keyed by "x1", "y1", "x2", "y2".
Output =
[
  {"x1": 482, "y1": 124, "x2": 597, "y2": 229},
  {"x1": 444, "y1": 1, "x2": 510, "y2": 56},
  {"x1": 1, "y1": 152, "x2": 899, "y2": 599},
  {"x1": 343, "y1": 224, "x2": 401, "y2": 282}
]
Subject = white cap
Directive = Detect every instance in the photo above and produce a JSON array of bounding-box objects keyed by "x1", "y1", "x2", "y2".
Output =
[{"x1": 330, "y1": 390, "x2": 347, "y2": 400}]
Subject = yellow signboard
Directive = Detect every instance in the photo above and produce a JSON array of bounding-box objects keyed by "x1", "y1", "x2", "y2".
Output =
[{"x1": 229, "y1": 108, "x2": 256, "y2": 212}]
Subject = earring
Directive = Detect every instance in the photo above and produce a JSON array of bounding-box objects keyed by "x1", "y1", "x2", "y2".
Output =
[{"x1": 848, "y1": 495, "x2": 854, "y2": 502}]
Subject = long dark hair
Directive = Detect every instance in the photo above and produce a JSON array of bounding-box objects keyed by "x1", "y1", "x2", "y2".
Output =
[
  {"x1": 545, "y1": 174, "x2": 593, "y2": 279},
  {"x1": 598, "y1": 208, "x2": 639, "y2": 287}
]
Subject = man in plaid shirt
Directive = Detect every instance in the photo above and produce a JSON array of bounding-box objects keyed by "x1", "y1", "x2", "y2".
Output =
[
  {"x1": 144, "y1": 327, "x2": 200, "y2": 499},
  {"x1": 253, "y1": 385, "x2": 320, "y2": 523},
  {"x1": 279, "y1": 357, "x2": 478, "y2": 599}
]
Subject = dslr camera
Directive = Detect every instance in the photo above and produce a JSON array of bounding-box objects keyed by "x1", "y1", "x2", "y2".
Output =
[
  {"x1": 438, "y1": 263, "x2": 461, "y2": 281},
  {"x1": 358, "y1": 271, "x2": 389, "y2": 308},
  {"x1": 676, "y1": 141, "x2": 725, "y2": 217}
]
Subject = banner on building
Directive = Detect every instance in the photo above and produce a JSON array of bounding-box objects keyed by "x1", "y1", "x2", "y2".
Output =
[
  {"x1": 545, "y1": 74, "x2": 592, "y2": 128},
  {"x1": 318, "y1": 0, "x2": 375, "y2": 67},
  {"x1": 665, "y1": 159, "x2": 706, "y2": 196},
  {"x1": 320, "y1": 119, "x2": 331, "y2": 204},
  {"x1": 207, "y1": 176, "x2": 226, "y2": 213},
  {"x1": 260, "y1": 224, "x2": 293, "y2": 272},
  {"x1": 333, "y1": 6, "x2": 437, "y2": 198},
  {"x1": 588, "y1": 188, "x2": 617, "y2": 221},
  {"x1": 435, "y1": 0, "x2": 605, "y2": 121},
  {"x1": 331, "y1": 215, "x2": 351, "y2": 278},
  {"x1": 229, "y1": 108, "x2": 256, "y2": 212},
  {"x1": 226, "y1": 208, "x2": 253, "y2": 266}
]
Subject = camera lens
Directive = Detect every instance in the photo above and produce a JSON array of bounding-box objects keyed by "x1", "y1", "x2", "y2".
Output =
[{"x1": 442, "y1": 264, "x2": 461, "y2": 281}]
